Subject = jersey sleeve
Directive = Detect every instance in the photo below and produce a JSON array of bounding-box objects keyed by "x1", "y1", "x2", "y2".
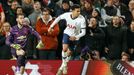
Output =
[
  {"x1": 75, "y1": 17, "x2": 86, "y2": 40},
  {"x1": 50, "y1": 13, "x2": 67, "y2": 28},
  {"x1": 80, "y1": 17, "x2": 86, "y2": 29}
]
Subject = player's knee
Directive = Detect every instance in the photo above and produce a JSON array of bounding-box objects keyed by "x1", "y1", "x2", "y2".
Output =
[
  {"x1": 63, "y1": 47, "x2": 68, "y2": 52},
  {"x1": 62, "y1": 49, "x2": 67, "y2": 52}
]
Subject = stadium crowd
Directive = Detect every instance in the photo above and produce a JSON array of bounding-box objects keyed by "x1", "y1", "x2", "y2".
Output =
[{"x1": 0, "y1": 0, "x2": 134, "y2": 61}]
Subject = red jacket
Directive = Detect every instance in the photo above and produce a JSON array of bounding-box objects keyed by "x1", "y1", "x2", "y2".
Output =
[{"x1": 36, "y1": 17, "x2": 59, "y2": 50}]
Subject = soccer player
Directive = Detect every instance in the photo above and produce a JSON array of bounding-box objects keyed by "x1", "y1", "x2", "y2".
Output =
[
  {"x1": 48, "y1": 4, "x2": 86, "y2": 75},
  {"x1": 6, "y1": 14, "x2": 42, "y2": 75}
]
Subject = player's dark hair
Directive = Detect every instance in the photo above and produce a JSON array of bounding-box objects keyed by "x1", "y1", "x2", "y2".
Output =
[
  {"x1": 17, "y1": 13, "x2": 24, "y2": 18},
  {"x1": 71, "y1": 4, "x2": 80, "y2": 10}
]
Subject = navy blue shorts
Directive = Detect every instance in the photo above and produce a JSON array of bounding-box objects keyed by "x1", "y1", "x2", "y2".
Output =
[
  {"x1": 62, "y1": 34, "x2": 70, "y2": 44},
  {"x1": 62, "y1": 34, "x2": 79, "y2": 51}
]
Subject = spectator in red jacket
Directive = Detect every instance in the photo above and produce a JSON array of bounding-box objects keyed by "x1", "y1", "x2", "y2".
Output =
[{"x1": 36, "y1": 7, "x2": 59, "y2": 59}]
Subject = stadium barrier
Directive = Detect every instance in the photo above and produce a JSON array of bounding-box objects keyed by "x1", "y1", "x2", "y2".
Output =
[{"x1": 0, "y1": 60, "x2": 133, "y2": 75}]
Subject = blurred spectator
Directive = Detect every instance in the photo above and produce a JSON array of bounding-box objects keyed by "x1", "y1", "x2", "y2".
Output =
[
  {"x1": 0, "y1": 3, "x2": 5, "y2": 31},
  {"x1": 2, "y1": 22, "x2": 17, "y2": 60},
  {"x1": 89, "y1": 8, "x2": 107, "y2": 27},
  {"x1": 28, "y1": 1, "x2": 42, "y2": 28},
  {"x1": 23, "y1": 17, "x2": 30, "y2": 26},
  {"x1": 81, "y1": 0, "x2": 93, "y2": 19},
  {"x1": 123, "y1": 1, "x2": 134, "y2": 26},
  {"x1": 113, "y1": 0, "x2": 129, "y2": 26},
  {"x1": 56, "y1": 0, "x2": 73, "y2": 8},
  {"x1": 101, "y1": 0, "x2": 121, "y2": 25},
  {"x1": 41, "y1": 0, "x2": 60, "y2": 17},
  {"x1": 80, "y1": 0, "x2": 85, "y2": 10},
  {"x1": 0, "y1": 0, "x2": 8, "y2": 8},
  {"x1": 130, "y1": 9, "x2": 134, "y2": 22},
  {"x1": 121, "y1": 0, "x2": 130, "y2": 6},
  {"x1": 2, "y1": 22, "x2": 11, "y2": 37},
  {"x1": 127, "y1": 20, "x2": 134, "y2": 60},
  {"x1": 91, "y1": 8, "x2": 101, "y2": 20},
  {"x1": 0, "y1": 22, "x2": 12, "y2": 59},
  {"x1": 104, "y1": 16, "x2": 127, "y2": 60},
  {"x1": 36, "y1": 7, "x2": 59, "y2": 59},
  {"x1": 16, "y1": 7, "x2": 25, "y2": 17},
  {"x1": 5, "y1": 0, "x2": 20, "y2": 27},
  {"x1": 84, "y1": 17, "x2": 105, "y2": 60},
  {"x1": 93, "y1": 0, "x2": 105, "y2": 10},
  {"x1": 22, "y1": 17, "x2": 38, "y2": 59},
  {"x1": 121, "y1": 53, "x2": 130, "y2": 62},
  {"x1": 128, "y1": 0, "x2": 134, "y2": 12},
  {"x1": 55, "y1": 0, "x2": 70, "y2": 17},
  {"x1": 113, "y1": 0, "x2": 128, "y2": 16},
  {"x1": 21, "y1": 0, "x2": 34, "y2": 16}
]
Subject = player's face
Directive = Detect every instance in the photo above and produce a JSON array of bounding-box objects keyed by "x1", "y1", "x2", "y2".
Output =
[
  {"x1": 17, "y1": 15, "x2": 24, "y2": 25},
  {"x1": 72, "y1": 8, "x2": 80, "y2": 17}
]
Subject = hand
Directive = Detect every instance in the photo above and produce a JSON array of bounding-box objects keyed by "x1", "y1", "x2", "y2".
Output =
[
  {"x1": 129, "y1": 48, "x2": 134, "y2": 54},
  {"x1": 119, "y1": 17, "x2": 124, "y2": 25},
  {"x1": 36, "y1": 40, "x2": 44, "y2": 49},
  {"x1": 48, "y1": 27, "x2": 53, "y2": 33},
  {"x1": 88, "y1": 24, "x2": 92, "y2": 27},
  {"x1": 16, "y1": 49, "x2": 25, "y2": 56},
  {"x1": 105, "y1": 47, "x2": 109, "y2": 53},
  {"x1": 90, "y1": 30, "x2": 94, "y2": 36},
  {"x1": 69, "y1": 36, "x2": 76, "y2": 41}
]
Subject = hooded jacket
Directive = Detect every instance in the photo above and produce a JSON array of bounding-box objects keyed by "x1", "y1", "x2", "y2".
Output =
[{"x1": 35, "y1": 15, "x2": 59, "y2": 50}]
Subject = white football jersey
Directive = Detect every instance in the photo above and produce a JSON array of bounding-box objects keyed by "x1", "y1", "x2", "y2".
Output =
[{"x1": 50, "y1": 12, "x2": 86, "y2": 40}]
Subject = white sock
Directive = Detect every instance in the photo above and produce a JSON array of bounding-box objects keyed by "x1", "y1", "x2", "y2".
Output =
[
  {"x1": 62, "y1": 51, "x2": 67, "y2": 58},
  {"x1": 59, "y1": 60, "x2": 67, "y2": 70},
  {"x1": 66, "y1": 56, "x2": 71, "y2": 62},
  {"x1": 59, "y1": 56, "x2": 70, "y2": 70},
  {"x1": 59, "y1": 51, "x2": 68, "y2": 70}
]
